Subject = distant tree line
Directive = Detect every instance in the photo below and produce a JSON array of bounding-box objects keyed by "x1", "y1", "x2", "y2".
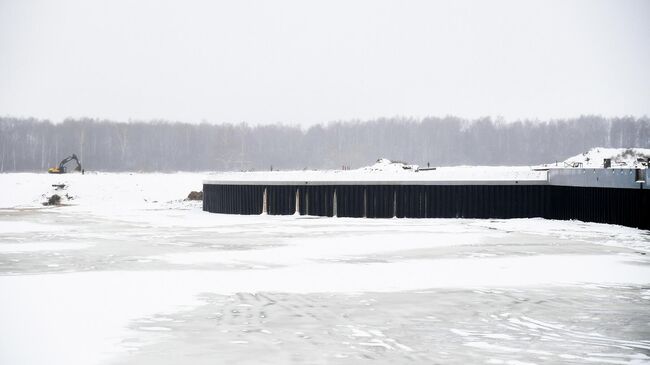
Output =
[{"x1": 0, "y1": 115, "x2": 648, "y2": 172}]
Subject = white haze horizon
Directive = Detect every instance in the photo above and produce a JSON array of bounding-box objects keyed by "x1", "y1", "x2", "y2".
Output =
[
  {"x1": 1, "y1": 113, "x2": 648, "y2": 129},
  {"x1": 1, "y1": 0, "x2": 649, "y2": 126}
]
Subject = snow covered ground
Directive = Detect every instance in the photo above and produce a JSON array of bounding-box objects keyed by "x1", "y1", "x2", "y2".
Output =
[{"x1": 1, "y1": 172, "x2": 650, "y2": 365}]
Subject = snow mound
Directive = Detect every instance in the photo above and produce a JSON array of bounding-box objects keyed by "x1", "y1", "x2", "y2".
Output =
[
  {"x1": 360, "y1": 158, "x2": 419, "y2": 172},
  {"x1": 563, "y1": 148, "x2": 650, "y2": 168}
]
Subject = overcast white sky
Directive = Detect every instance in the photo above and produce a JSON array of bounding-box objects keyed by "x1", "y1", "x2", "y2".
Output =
[{"x1": 0, "y1": 0, "x2": 648, "y2": 125}]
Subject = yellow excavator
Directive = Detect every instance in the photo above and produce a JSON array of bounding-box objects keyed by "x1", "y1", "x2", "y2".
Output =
[{"x1": 48, "y1": 154, "x2": 82, "y2": 174}]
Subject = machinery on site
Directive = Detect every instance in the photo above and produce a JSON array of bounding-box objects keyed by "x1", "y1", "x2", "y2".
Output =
[{"x1": 48, "y1": 154, "x2": 82, "y2": 174}]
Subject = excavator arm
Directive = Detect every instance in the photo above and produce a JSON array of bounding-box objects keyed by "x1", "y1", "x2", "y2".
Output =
[{"x1": 48, "y1": 154, "x2": 82, "y2": 174}]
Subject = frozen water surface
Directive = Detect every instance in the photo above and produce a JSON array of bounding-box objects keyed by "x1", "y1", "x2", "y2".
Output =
[{"x1": 0, "y1": 173, "x2": 649, "y2": 365}]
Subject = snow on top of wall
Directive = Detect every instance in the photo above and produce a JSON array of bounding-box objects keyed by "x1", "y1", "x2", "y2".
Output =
[
  {"x1": 205, "y1": 158, "x2": 546, "y2": 183},
  {"x1": 561, "y1": 148, "x2": 650, "y2": 168}
]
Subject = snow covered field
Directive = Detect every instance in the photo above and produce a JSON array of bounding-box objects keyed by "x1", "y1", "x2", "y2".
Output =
[{"x1": 1, "y1": 172, "x2": 650, "y2": 364}]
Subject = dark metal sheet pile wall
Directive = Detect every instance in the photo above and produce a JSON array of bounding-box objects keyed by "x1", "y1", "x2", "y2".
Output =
[
  {"x1": 203, "y1": 184, "x2": 649, "y2": 230},
  {"x1": 550, "y1": 186, "x2": 649, "y2": 229},
  {"x1": 203, "y1": 184, "x2": 265, "y2": 215},
  {"x1": 267, "y1": 185, "x2": 296, "y2": 215}
]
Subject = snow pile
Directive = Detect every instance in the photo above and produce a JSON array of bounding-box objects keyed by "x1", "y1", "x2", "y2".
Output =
[
  {"x1": 562, "y1": 148, "x2": 650, "y2": 168},
  {"x1": 360, "y1": 158, "x2": 419, "y2": 172}
]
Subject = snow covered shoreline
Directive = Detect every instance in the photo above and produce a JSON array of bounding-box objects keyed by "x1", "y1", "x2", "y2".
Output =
[{"x1": 1, "y1": 171, "x2": 650, "y2": 364}]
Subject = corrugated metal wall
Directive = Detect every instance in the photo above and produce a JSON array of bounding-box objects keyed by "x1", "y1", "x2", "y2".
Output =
[
  {"x1": 203, "y1": 184, "x2": 649, "y2": 230},
  {"x1": 203, "y1": 184, "x2": 265, "y2": 215},
  {"x1": 550, "y1": 186, "x2": 649, "y2": 229}
]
